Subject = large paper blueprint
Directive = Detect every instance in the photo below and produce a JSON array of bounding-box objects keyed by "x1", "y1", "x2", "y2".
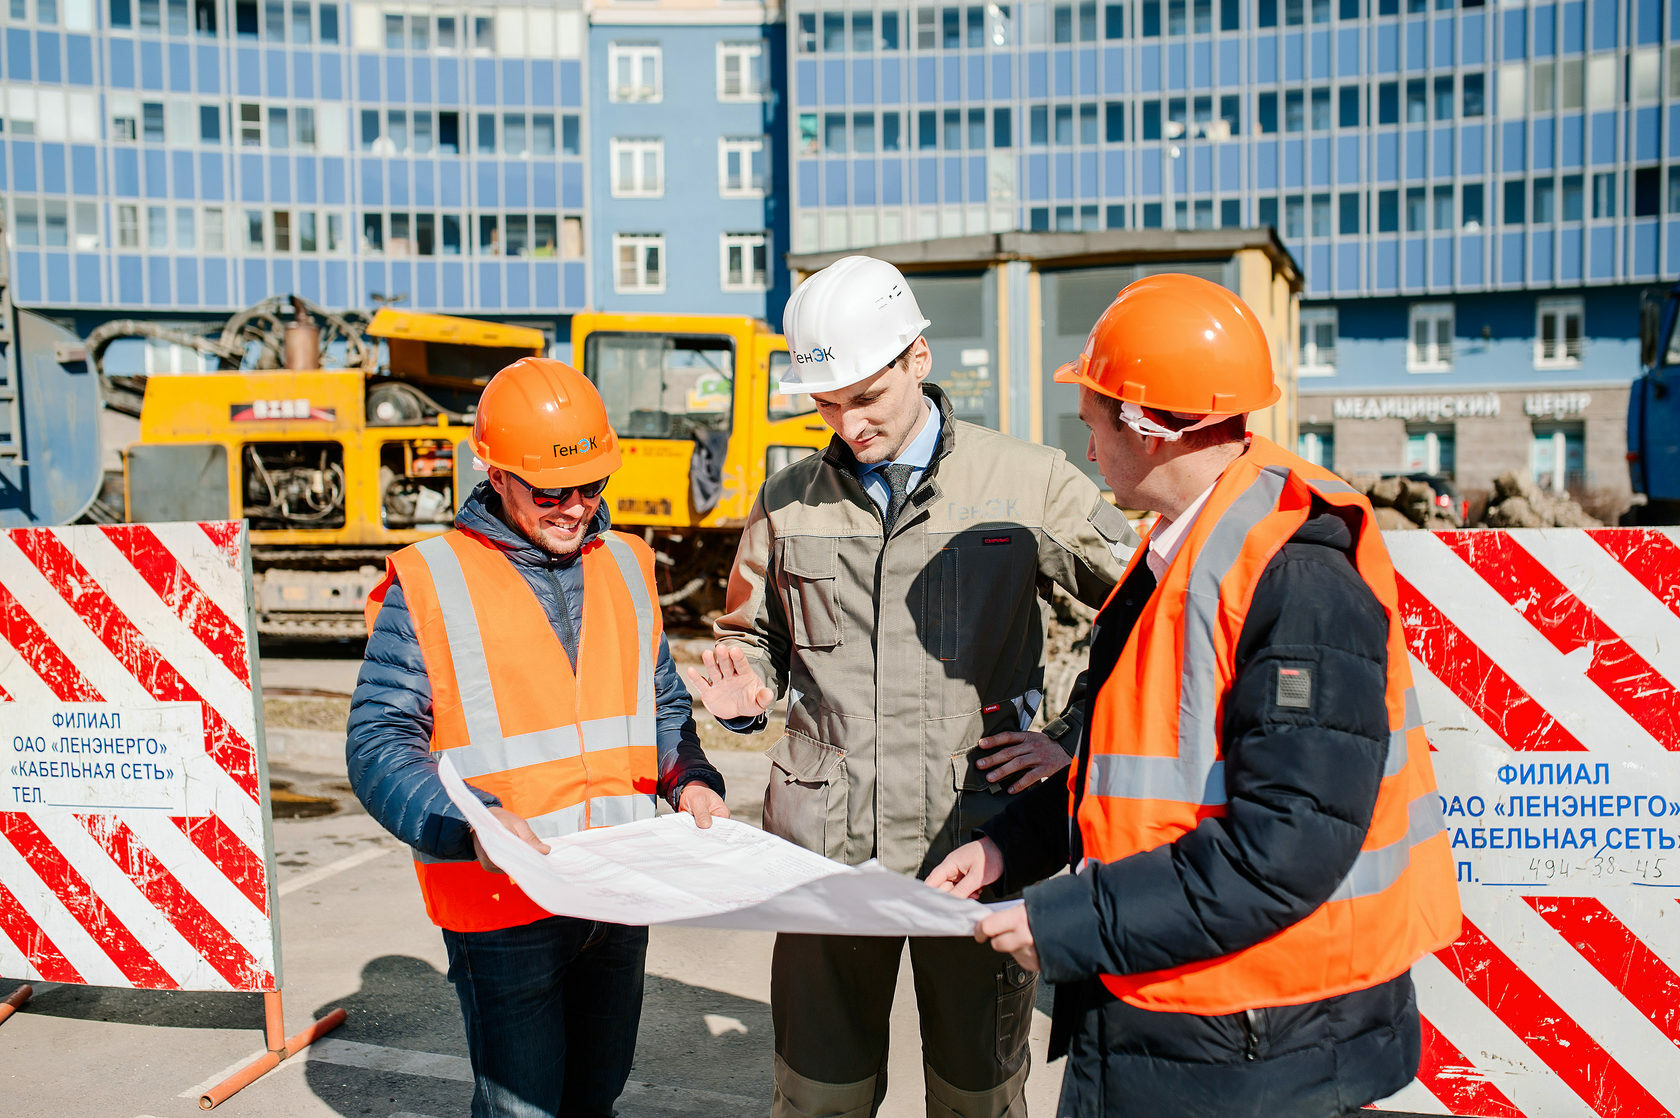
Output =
[{"x1": 438, "y1": 756, "x2": 994, "y2": 936}]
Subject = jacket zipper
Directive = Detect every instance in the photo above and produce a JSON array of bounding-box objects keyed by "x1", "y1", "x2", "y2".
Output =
[{"x1": 1243, "y1": 1009, "x2": 1263, "y2": 1061}]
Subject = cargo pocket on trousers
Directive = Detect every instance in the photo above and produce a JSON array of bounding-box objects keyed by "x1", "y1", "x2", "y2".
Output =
[
  {"x1": 781, "y1": 537, "x2": 842, "y2": 650},
  {"x1": 763, "y1": 732, "x2": 847, "y2": 860},
  {"x1": 996, "y1": 958, "x2": 1036, "y2": 1065}
]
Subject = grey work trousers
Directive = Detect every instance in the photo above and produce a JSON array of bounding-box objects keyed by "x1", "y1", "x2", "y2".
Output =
[{"x1": 770, "y1": 931, "x2": 1037, "y2": 1118}]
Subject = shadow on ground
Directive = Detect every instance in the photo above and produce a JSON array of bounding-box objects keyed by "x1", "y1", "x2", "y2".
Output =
[{"x1": 297, "y1": 954, "x2": 775, "y2": 1117}]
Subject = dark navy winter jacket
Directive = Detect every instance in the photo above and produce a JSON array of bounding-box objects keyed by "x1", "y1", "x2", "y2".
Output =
[
  {"x1": 981, "y1": 500, "x2": 1419, "y2": 1117},
  {"x1": 346, "y1": 482, "x2": 725, "y2": 862}
]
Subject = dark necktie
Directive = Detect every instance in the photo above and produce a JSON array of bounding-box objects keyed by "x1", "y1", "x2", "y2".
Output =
[{"x1": 881, "y1": 462, "x2": 915, "y2": 532}]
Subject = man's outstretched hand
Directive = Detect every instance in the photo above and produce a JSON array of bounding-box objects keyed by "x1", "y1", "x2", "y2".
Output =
[{"x1": 686, "y1": 646, "x2": 775, "y2": 721}]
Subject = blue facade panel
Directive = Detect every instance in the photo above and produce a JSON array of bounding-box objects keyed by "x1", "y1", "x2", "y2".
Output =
[
  {"x1": 110, "y1": 38, "x2": 133, "y2": 86},
  {"x1": 233, "y1": 47, "x2": 258, "y2": 95},
  {"x1": 144, "y1": 150, "x2": 167, "y2": 198},
  {"x1": 75, "y1": 254, "x2": 101, "y2": 303},
  {"x1": 40, "y1": 145, "x2": 64, "y2": 195},
  {"x1": 45, "y1": 253, "x2": 71, "y2": 304},
  {"x1": 167, "y1": 42, "x2": 190, "y2": 91},
  {"x1": 171, "y1": 151, "x2": 194, "y2": 199},
  {"x1": 71, "y1": 146, "x2": 97, "y2": 195},
  {"x1": 37, "y1": 32, "x2": 62, "y2": 84},
  {"x1": 140, "y1": 40, "x2": 163, "y2": 89},
  {"x1": 67, "y1": 34, "x2": 94, "y2": 84},
  {"x1": 1561, "y1": 114, "x2": 1584, "y2": 167},
  {"x1": 5, "y1": 28, "x2": 32, "y2": 80}
]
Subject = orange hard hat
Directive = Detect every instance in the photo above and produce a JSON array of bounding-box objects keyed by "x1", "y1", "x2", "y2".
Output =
[
  {"x1": 1054, "y1": 273, "x2": 1279, "y2": 415},
  {"x1": 468, "y1": 357, "x2": 622, "y2": 487}
]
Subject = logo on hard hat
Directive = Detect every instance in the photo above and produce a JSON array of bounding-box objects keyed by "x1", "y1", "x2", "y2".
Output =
[
  {"x1": 794, "y1": 347, "x2": 836, "y2": 364},
  {"x1": 554, "y1": 436, "x2": 600, "y2": 458}
]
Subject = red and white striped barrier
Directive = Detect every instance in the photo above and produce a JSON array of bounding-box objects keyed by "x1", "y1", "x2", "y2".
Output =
[
  {"x1": 0, "y1": 521, "x2": 277, "y2": 994},
  {"x1": 1380, "y1": 528, "x2": 1680, "y2": 1118}
]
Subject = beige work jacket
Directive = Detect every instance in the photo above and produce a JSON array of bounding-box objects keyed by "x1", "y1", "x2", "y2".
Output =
[{"x1": 716, "y1": 386, "x2": 1138, "y2": 877}]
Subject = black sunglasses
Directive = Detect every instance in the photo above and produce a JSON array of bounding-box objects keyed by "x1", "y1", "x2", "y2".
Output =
[{"x1": 510, "y1": 473, "x2": 609, "y2": 508}]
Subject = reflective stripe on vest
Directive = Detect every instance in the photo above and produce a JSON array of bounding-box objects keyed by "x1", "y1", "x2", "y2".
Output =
[{"x1": 1076, "y1": 437, "x2": 1462, "y2": 1014}]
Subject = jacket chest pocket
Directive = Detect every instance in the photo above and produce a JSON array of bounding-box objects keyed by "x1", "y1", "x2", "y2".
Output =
[{"x1": 780, "y1": 536, "x2": 842, "y2": 650}]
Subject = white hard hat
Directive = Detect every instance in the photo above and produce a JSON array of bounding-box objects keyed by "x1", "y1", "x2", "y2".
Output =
[{"x1": 779, "y1": 256, "x2": 931, "y2": 395}]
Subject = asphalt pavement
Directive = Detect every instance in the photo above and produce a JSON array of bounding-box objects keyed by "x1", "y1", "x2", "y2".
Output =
[{"x1": 0, "y1": 648, "x2": 1063, "y2": 1118}]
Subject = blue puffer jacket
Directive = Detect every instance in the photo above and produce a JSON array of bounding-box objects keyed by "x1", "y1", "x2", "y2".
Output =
[{"x1": 346, "y1": 481, "x2": 725, "y2": 861}]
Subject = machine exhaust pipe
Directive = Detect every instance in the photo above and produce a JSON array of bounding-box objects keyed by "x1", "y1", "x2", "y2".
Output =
[{"x1": 282, "y1": 295, "x2": 321, "y2": 370}]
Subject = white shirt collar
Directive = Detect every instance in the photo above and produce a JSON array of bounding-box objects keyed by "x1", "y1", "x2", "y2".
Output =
[{"x1": 1145, "y1": 479, "x2": 1219, "y2": 581}]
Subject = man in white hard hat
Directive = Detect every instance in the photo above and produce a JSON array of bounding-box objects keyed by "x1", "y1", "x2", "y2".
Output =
[{"x1": 688, "y1": 255, "x2": 1138, "y2": 1117}]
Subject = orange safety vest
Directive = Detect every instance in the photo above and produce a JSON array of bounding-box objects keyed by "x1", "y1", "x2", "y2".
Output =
[
  {"x1": 367, "y1": 527, "x2": 662, "y2": 933},
  {"x1": 1076, "y1": 435, "x2": 1462, "y2": 1015}
]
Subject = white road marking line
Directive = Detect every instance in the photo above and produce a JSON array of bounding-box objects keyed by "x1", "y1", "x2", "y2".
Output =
[
  {"x1": 306, "y1": 1038, "x2": 471, "y2": 1081},
  {"x1": 278, "y1": 844, "x2": 397, "y2": 896},
  {"x1": 183, "y1": 1036, "x2": 765, "y2": 1112},
  {"x1": 179, "y1": 1046, "x2": 284, "y2": 1099}
]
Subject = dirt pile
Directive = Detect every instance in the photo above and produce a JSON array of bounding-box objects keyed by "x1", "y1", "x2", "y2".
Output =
[{"x1": 1480, "y1": 471, "x2": 1601, "y2": 528}]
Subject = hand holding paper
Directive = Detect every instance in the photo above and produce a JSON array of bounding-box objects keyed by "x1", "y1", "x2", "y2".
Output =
[{"x1": 438, "y1": 753, "x2": 995, "y2": 936}]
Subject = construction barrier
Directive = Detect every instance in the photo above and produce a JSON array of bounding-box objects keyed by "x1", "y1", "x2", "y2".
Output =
[
  {"x1": 0, "y1": 521, "x2": 342, "y2": 1107},
  {"x1": 1379, "y1": 528, "x2": 1680, "y2": 1118}
]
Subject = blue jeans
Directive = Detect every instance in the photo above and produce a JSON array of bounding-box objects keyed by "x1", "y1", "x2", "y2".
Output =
[{"x1": 442, "y1": 916, "x2": 649, "y2": 1118}]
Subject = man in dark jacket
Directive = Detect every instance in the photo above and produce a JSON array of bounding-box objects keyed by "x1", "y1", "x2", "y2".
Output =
[
  {"x1": 929, "y1": 275, "x2": 1459, "y2": 1118},
  {"x1": 348, "y1": 358, "x2": 728, "y2": 1118}
]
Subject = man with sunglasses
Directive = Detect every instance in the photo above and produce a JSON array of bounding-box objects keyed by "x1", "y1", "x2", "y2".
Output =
[{"x1": 347, "y1": 357, "x2": 728, "y2": 1118}]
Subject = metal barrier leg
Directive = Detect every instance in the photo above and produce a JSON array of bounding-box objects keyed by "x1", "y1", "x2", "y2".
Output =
[
  {"x1": 0, "y1": 984, "x2": 32, "y2": 1025},
  {"x1": 199, "y1": 990, "x2": 347, "y2": 1110}
]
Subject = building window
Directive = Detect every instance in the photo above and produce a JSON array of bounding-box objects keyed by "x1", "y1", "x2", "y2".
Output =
[
  {"x1": 1404, "y1": 426, "x2": 1455, "y2": 477},
  {"x1": 1298, "y1": 426, "x2": 1334, "y2": 470},
  {"x1": 1408, "y1": 302, "x2": 1453, "y2": 371},
  {"x1": 239, "y1": 102, "x2": 262, "y2": 146},
  {"x1": 721, "y1": 232, "x2": 768, "y2": 291},
  {"x1": 117, "y1": 203, "x2": 140, "y2": 247},
  {"x1": 718, "y1": 136, "x2": 766, "y2": 197},
  {"x1": 610, "y1": 138, "x2": 664, "y2": 197},
  {"x1": 146, "y1": 204, "x2": 168, "y2": 249},
  {"x1": 204, "y1": 206, "x2": 224, "y2": 251},
  {"x1": 717, "y1": 41, "x2": 764, "y2": 100},
  {"x1": 609, "y1": 43, "x2": 662, "y2": 103},
  {"x1": 1530, "y1": 422, "x2": 1584, "y2": 495},
  {"x1": 1535, "y1": 298, "x2": 1584, "y2": 368},
  {"x1": 614, "y1": 234, "x2": 664, "y2": 293},
  {"x1": 1299, "y1": 308, "x2": 1337, "y2": 375}
]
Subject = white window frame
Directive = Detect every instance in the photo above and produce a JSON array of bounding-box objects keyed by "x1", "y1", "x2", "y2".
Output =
[
  {"x1": 1531, "y1": 423, "x2": 1584, "y2": 495},
  {"x1": 1535, "y1": 297, "x2": 1584, "y2": 368},
  {"x1": 1297, "y1": 427, "x2": 1333, "y2": 470},
  {"x1": 608, "y1": 43, "x2": 662, "y2": 103},
  {"x1": 1404, "y1": 427, "x2": 1454, "y2": 476},
  {"x1": 1408, "y1": 302, "x2": 1453, "y2": 372},
  {"x1": 720, "y1": 232, "x2": 768, "y2": 292},
  {"x1": 1298, "y1": 307, "x2": 1337, "y2": 377},
  {"x1": 613, "y1": 233, "x2": 665, "y2": 294},
  {"x1": 609, "y1": 138, "x2": 664, "y2": 198},
  {"x1": 716, "y1": 41, "x2": 764, "y2": 101},
  {"x1": 718, "y1": 136, "x2": 766, "y2": 198}
]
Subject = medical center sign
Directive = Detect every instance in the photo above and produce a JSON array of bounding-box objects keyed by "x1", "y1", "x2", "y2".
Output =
[{"x1": 1333, "y1": 393, "x2": 1502, "y2": 421}]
